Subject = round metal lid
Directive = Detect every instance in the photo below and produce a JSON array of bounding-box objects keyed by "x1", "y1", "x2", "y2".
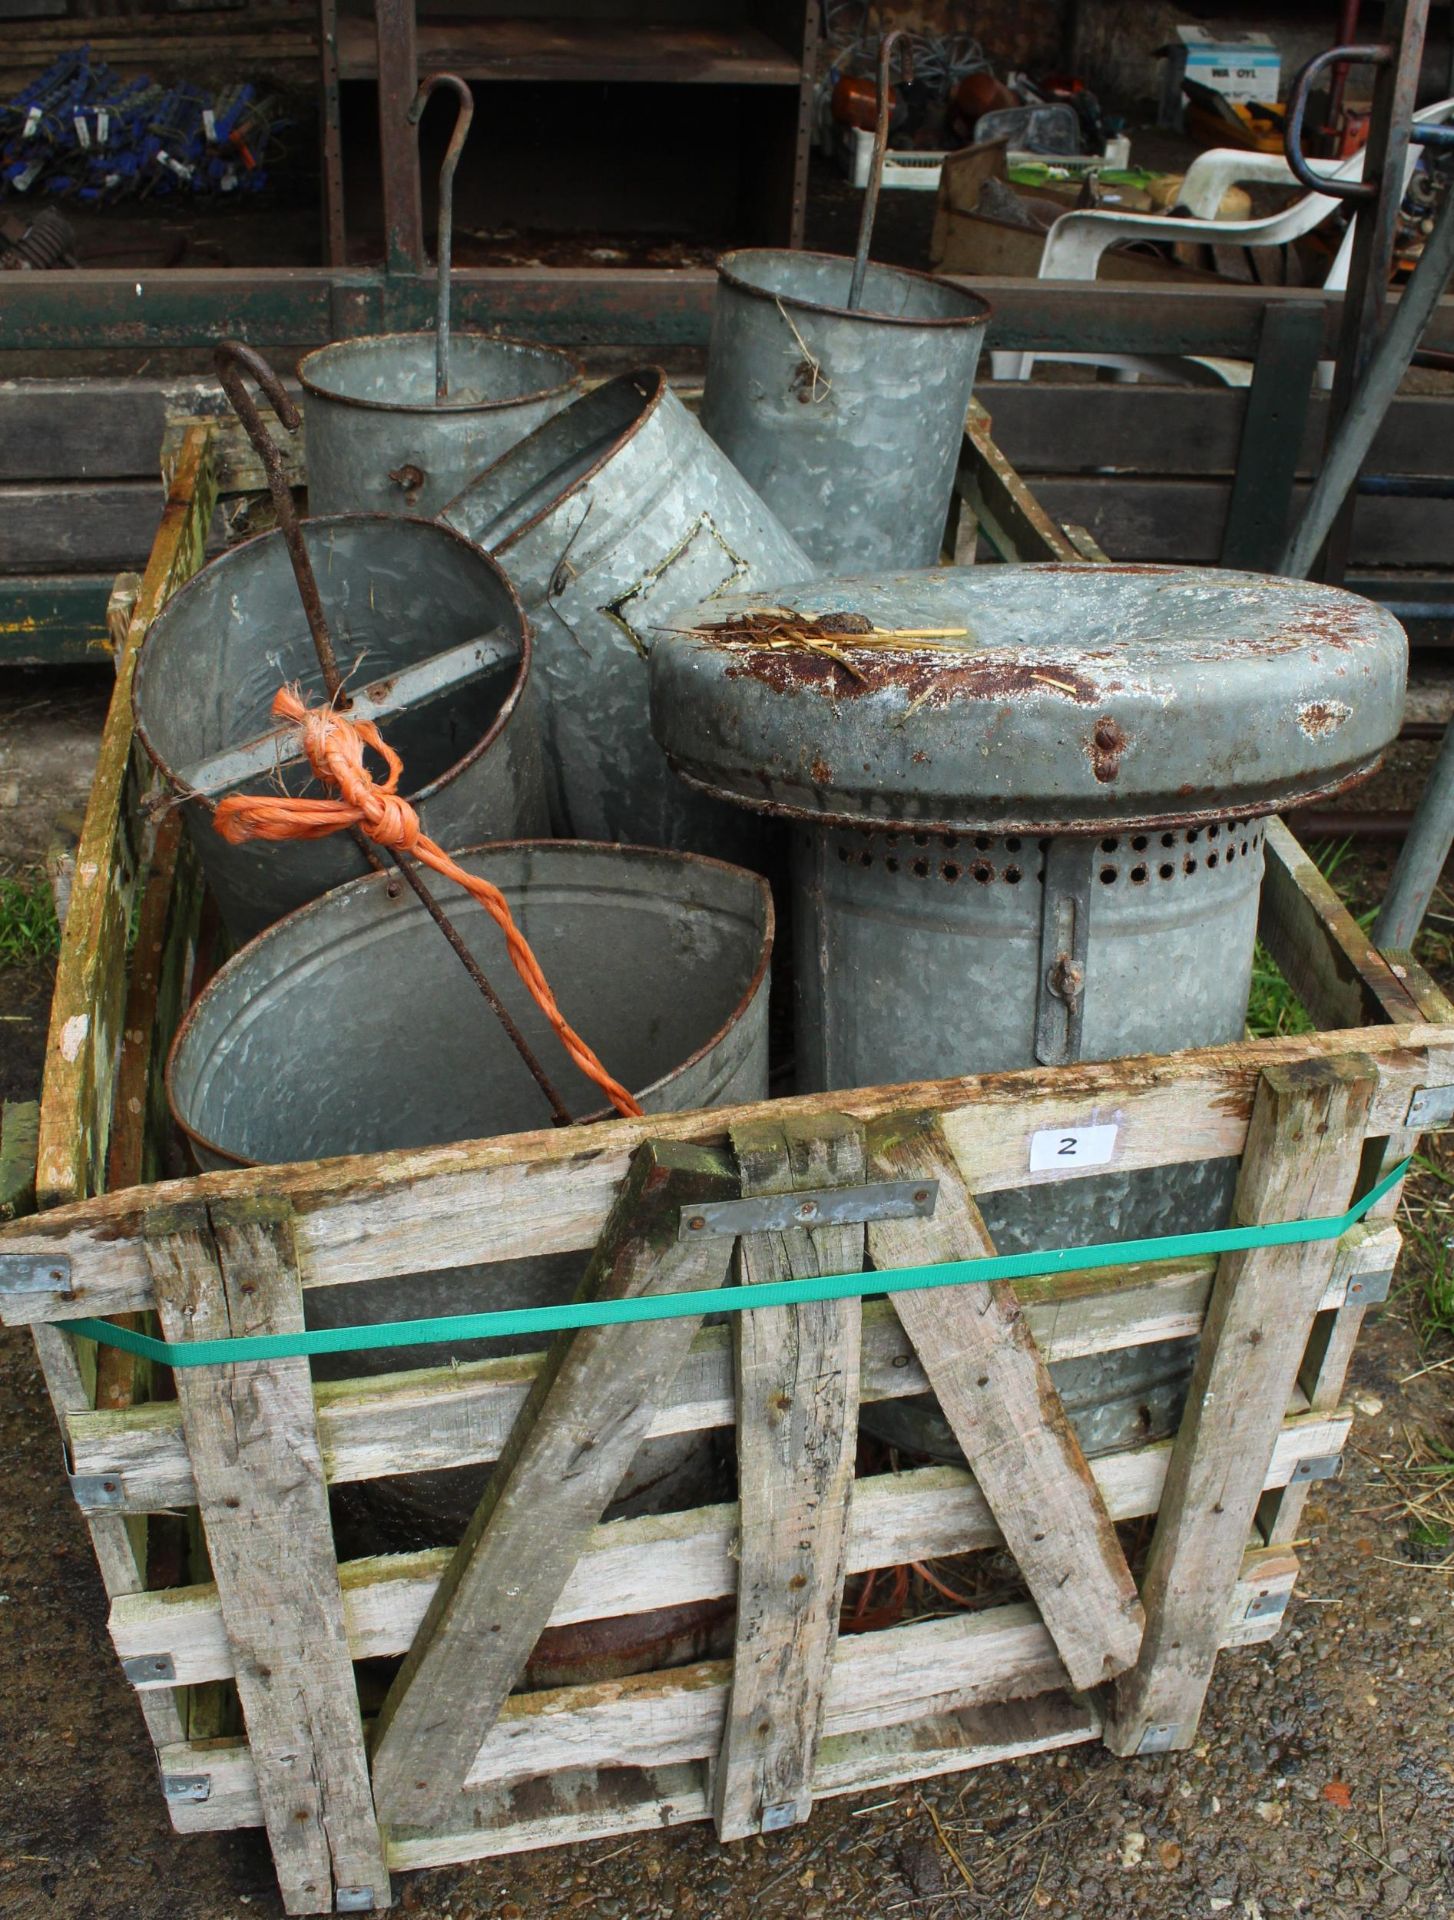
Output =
[
  {"x1": 297, "y1": 331, "x2": 582, "y2": 415},
  {"x1": 648, "y1": 564, "x2": 1408, "y2": 833}
]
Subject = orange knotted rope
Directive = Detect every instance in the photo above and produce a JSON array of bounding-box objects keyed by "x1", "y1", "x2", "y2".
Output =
[{"x1": 213, "y1": 686, "x2": 644, "y2": 1119}]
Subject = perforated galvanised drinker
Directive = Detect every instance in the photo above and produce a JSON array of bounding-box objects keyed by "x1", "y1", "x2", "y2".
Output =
[
  {"x1": 134, "y1": 515, "x2": 549, "y2": 943},
  {"x1": 650, "y1": 563, "x2": 1409, "y2": 1457},
  {"x1": 441, "y1": 366, "x2": 816, "y2": 852},
  {"x1": 699, "y1": 251, "x2": 990, "y2": 573}
]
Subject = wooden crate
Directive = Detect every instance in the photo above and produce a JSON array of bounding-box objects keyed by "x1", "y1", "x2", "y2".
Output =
[{"x1": 2, "y1": 416, "x2": 1451, "y2": 1916}]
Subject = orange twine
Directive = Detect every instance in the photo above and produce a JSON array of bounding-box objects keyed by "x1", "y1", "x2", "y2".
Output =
[{"x1": 212, "y1": 686, "x2": 644, "y2": 1120}]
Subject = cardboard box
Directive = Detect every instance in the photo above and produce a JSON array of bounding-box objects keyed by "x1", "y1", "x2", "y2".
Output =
[{"x1": 1160, "y1": 26, "x2": 1280, "y2": 129}]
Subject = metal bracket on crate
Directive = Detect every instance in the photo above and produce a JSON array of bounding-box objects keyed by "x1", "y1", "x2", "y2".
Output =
[
  {"x1": 1242, "y1": 1589, "x2": 1290, "y2": 1624},
  {"x1": 1346, "y1": 1265, "x2": 1395, "y2": 1307},
  {"x1": 334, "y1": 1890, "x2": 379, "y2": 1913},
  {"x1": 1136, "y1": 1724, "x2": 1180, "y2": 1755},
  {"x1": 0, "y1": 1251, "x2": 73, "y2": 1294},
  {"x1": 1405, "y1": 1084, "x2": 1454, "y2": 1128},
  {"x1": 678, "y1": 1178, "x2": 938, "y2": 1241},
  {"x1": 162, "y1": 1774, "x2": 212, "y2": 1805},
  {"x1": 759, "y1": 1803, "x2": 799, "y2": 1833},
  {"x1": 122, "y1": 1653, "x2": 176, "y2": 1685},
  {"x1": 1288, "y1": 1453, "x2": 1343, "y2": 1485},
  {"x1": 69, "y1": 1472, "x2": 125, "y2": 1511}
]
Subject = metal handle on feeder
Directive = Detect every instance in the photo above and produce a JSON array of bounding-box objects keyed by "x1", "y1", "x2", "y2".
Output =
[
  {"x1": 408, "y1": 72, "x2": 474, "y2": 402},
  {"x1": 213, "y1": 339, "x2": 347, "y2": 699},
  {"x1": 848, "y1": 29, "x2": 913, "y2": 311},
  {"x1": 1283, "y1": 44, "x2": 1390, "y2": 202}
]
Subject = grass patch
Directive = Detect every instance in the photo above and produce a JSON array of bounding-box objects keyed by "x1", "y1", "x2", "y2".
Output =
[
  {"x1": 1402, "y1": 1152, "x2": 1454, "y2": 1350},
  {"x1": 1246, "y1": 942, "x2": 1314, "y2": 1039},
  {"x1": 0, "y1": 869, "x2": 60, "y2": 968},
  {"x1": 1245, "y1": 840, "x2": 1374, "y2": 1041}
]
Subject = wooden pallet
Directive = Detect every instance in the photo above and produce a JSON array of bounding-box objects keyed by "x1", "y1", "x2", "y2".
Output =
[{"x1": 1, "y1": 416, "x2": 1450, "y2": 1915}]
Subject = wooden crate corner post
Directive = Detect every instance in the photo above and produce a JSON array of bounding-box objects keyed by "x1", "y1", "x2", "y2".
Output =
[
  {"x1": 1104, "y1": 1053, "x2": 1378, "y2": 1757},
  {"x1": 144, "y1": 1196, "x2": 391, "y2": 1916},
  {"x1": 711, "y1": 1113, "x2": 865, "y2": 1841}
]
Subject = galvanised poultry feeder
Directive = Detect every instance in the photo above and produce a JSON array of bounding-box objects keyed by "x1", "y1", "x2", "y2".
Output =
[{"x1": 649, "y1": 562, "x2": 1408, "y2": 1458}]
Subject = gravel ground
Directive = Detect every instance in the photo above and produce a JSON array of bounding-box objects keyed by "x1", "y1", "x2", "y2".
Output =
[{"x1": 0, "y1": 678, "x2": 1450, "y2": 1920}]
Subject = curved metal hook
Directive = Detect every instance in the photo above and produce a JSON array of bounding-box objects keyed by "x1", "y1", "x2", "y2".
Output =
[
  {"x1": 213, "y1": 339, "x2": 344, "y2": 699},
  {"x1": 408, "y1": 72, "x2": 475, "y2": 400},
  {"x1": 849, "y1": 29, "x2": 914, "y2": 311},
  {"x1": 1283, "y1": 44, "x2": 1388, "y2": 203}
]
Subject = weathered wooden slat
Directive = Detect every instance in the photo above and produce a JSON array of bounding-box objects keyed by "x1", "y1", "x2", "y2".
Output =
[
  {"x1": 146, "y1": 1200, "x2": 389, "y2": 1915},
  {"x1": 1261, "y1": 949, "x2": 1447, "y2": 1545},
  {"x1": 107, "y1": 1408, "x2": 1350, "y2": 1693},
  {"x1": 1023, "y1": 475, "x2": 1454, "y2": 568},
  {"x1": 33, "y1": 425, "x2": 215, "y2": 1211},
  {"x1": 0, "y1": 377, "x2": 222, "y2": 482},
  {"x1": 1219, "y1": 301, "x2": 1324, "y2": 571},
  {"x1": 866, "y1": 1115, "x2": 1144, "y2": 1690},
  {"x1": 94, "y1": 815, "x2": 201, "y2": 1414},
  {"x1": 980, "y1": 382, "x2": 1454, "y2": 481},
  {"x1": 7, "y1": 271, "x2": 1454, "y2": 359},
  {"x1": 712, "y1": 1116, "x2": 864, "y2": 1841},
  {"x1": 78, "y1": 1233, "x2": 1399, "y2": 1514},
  {"x1": 160, "y1": 404, "x2": 303, "y2": 496},
  {"x1": 370, "y1": 1140, "x2": 739, "y2": 1833},
  {"x1": 2, "y1": 375, "x2": 1451, "y2": 496},
  {"x1": 453, "y1": 1601, "x2": 1070, "y2": 1793},
  {"x1": 29, "y1": 1321, "x2": 188, "y2": 1752},
  {"x1": 1258, "y1": 819, "x2": 1424, "y2": 1031},
  {"x1": 0, "y1": 1102, "x2": 38, "y2": 1223},
  {"x1": 1105, "y1": 1055, "x2": 1377, "y2": 1756},
  {"x1": 962, "y1": 399, "x2": 1080, "y2": 563},
  {"x1": 18, "y1": 429, "x2": 219, "y2": 1779},
  {"x1": 1384, "y1": 949, "x2": 1454, "y2": 1024},
  {"x1": 0, "y1": 481, "x2": 169, "y2": 576},
  {"x1": 153, "y1": 1545, "x2": 1295, "y2": 1847},
  {"x1": 0, "y1": 575, "x2": 115, "y2": 665},
  {"x1": 5, "y1": 1021, "x2": 1445, "y2": 1327}
]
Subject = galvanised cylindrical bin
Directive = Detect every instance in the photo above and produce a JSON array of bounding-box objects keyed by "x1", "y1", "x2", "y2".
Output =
[
  {"x1": 699, "y1": 250, "x2": 991, "y2": 573},
  {"x1": 134, "y1": 515, "x2": 549, "y2": 945},
  {"x1": 167, "y1": 840, "x2": 773, "y2": 1542},
  {"x1": 297, "y1": 333, "x2": 583, "y2": 520},
  {"x1": 441, "y1": 367, "x2": 816, "y2": 853},
  {"x1": 651, "y1": 563, "x2": 1408, "y2": 1458}
]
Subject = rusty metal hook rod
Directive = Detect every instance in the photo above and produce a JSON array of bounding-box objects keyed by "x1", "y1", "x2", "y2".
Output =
[
  {"x1": 378, "y1": 850, "x2": 576, "y2": 1126},
  {"x1": 407, "y1": 72, "x2": 474, "y2": 402},
  {"x1": 848, "y1": 29, "x2": 913, "y2": 311},
  {"x1": 214, "y1": 340, "x2": 347, "y2": 697},
  {"x1": 211, "y1": 340, "x2": 576, "y2": 1126}
]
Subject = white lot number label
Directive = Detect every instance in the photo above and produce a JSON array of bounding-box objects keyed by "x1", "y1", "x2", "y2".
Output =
[{"x1": 1029, "y1": 1122, "x2": 1119, "y2": 1173}]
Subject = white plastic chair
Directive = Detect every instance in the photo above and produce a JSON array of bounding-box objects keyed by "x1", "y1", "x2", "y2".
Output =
[{"x1": 991, "y1": 99, "x2": 1454, "y2": 386}]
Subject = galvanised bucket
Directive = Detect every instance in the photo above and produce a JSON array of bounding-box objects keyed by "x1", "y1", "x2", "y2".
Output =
[
  {"x1": 167, "y1": 840, "x2": 773, "y2": 1539},
  {"x1": 699, "y1": 250, "x2": 990, "y2": 572},
  {"x1": 651, "y1": 563, "x2": 1408, "y2": 1459},
  {"x1": 134, "y1": 515, "x2": 549, "y2": 944},
  {"x1": 442, "y1": 366, "x2": 816, "y2": 852},
  {"x1": 297, "y1": 332, "x2": 583, "y2": 519}
]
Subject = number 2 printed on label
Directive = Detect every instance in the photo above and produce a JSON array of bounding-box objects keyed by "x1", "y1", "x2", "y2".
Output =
[{"x1": 1029, "y1": 1122, "x2": 1119, "y2": 1173}]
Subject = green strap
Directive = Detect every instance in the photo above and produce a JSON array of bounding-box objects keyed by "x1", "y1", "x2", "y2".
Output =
[{"x1": 60, "y1": 1158, "x2": 1409, "y2": 1371}]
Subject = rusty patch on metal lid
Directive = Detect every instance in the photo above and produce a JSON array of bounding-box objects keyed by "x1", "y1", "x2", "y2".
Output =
[
  {"x1": 703, "y1": 609, "x2": 1108, "y2": 709},
  {"x1": 1297, "y1": 699, "x2": 1352, "y2": 738}
]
